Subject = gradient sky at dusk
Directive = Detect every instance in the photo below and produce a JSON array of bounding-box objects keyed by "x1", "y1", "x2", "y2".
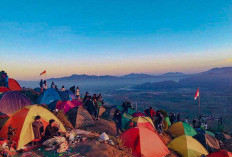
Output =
[{"x1": 0, "y1": 0, "x2": 232, "y2": 80}]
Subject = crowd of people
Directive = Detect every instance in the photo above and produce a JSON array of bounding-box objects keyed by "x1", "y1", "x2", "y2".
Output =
[
  {"x1": 0, "y1": 71, "x2": 9, "y2": 88},
  {"x1": 39, "y1": 79, "x2": 80, "y2": 98},
  {"x1": 82, "y1": 92, "x2": 104, "y2": 120}
]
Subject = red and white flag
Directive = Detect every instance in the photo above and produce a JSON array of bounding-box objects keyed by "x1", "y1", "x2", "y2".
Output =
[
  {"x1": 194, "y1": 88, "x2": 200, "y2": 100},
  {"x1": 40, "y1": 70, "x2": 46, "y2": 76}
]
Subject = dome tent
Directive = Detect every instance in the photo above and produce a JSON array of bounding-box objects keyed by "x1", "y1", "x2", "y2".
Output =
[
  {"x1": 0, "y1": 91, "x2": 32, "y2": 115},
  {"x1": 168, "y1": 135, "x2": 208, "y2": 157},
  {"x1": 126, "y1": 116, "x2": 155, "y2": 131},
  {"x1": 0, "y1": 105, "x2": 66, "y2": 150},
  {"x1": 8, "y1": 78, "x2": 21, "y2": 91},
  {"x1": 194, "y1": 133, "x2": 220, "y2": 153},
  {"x1": 37, "y1": 88, "x2": 61, "y2": 105},
  {"x1": 169, "y1": 122, "x2": 197, "y2": 137},
  {"x1": 120, "y1": 126, "x2": 169, "y2": 157},
  {"x1": 207, "y1": 150, "x2": 232, "y2": 157}
]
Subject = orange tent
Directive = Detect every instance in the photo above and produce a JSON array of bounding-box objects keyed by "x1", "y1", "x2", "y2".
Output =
[
  {"x1": 0, "y1": 105, "x2": 66, "y2": 150},
  {"x1": 8, "y1": 78, "x2": 21, "y2": 91},
  {"x1": 120, "y1": 126, "x2": 169, "y2": 157}
]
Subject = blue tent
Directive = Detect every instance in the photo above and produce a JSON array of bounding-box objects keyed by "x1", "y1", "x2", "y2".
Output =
[
  {"x1": 37, "y1": 88, "x2": 61, "y2": 105},
  {"x1": 59, "y1": 91, "x2": 71, "y2": 101}
]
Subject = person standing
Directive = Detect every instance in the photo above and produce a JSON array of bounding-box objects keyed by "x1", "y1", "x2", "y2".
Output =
[
  {"x1": 113, "y1": 109, "x2": 122, "y2": 135},
  {"x1": 43, "y1": 80, "x2": 48, "y2": 90},
  {"x1": 51, "y1": 82, "x2": 56, "y2": 89},
  {"x1": 5, "y1": 73, "x2": 8, "y2": 88},
  {"x1": 60, "y1": 86, "x2": 65, "y2": 91},
  {"x1": 40, "y1": 79, "x2": 43, "y2": 93},
  {"x1": 76, "y1": 86, "x2": 80, "y2": 99}
]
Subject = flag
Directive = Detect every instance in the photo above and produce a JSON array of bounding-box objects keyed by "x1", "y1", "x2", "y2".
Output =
[
  {"x1": 194, "y1": 88, "x2": 199, "y2": 100},
  {"x1": 40, "y1": 70, "x2": 46, "y2": 76}
]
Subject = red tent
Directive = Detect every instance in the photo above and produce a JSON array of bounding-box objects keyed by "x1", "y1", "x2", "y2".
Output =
[
  {"x1": 207, "y1": 150, "x2": 232, "y2": 157},
  {"x1": 8, "y1": 78, "x2": 21, "y2": 91},
  {"x1": 120, "y1": 126, "x2": 169, "y2": 157},
  {"x1": 0, "y1": 87, "x2": 10, "y2": 93},
  {"x1": 56, "y1": 100, "x2": 82, "y2": 113}
]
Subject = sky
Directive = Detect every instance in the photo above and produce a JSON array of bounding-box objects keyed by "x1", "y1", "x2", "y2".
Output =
[{"x1": 0, "y1": 0, "x2": 232, "y2": 80}]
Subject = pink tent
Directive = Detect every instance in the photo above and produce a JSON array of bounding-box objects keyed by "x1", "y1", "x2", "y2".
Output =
[
  {"x1": 132, "y1": 112, "x2": 145, "y2": 117},
  {"x1": 56, "y1": 100, "x2": 82, "y2": 113}
]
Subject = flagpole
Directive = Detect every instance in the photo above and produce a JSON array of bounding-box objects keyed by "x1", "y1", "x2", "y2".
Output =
[{"x1": 198, "y1": 89, "x2": 201, "y2": 120}]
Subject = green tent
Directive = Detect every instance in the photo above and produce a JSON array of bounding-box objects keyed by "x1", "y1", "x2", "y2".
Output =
[
  {"x1": 121, "y1": 112, "x2": 133, "y2": 130},
  {"x1": 169, "y1": 122, "x2": 197, "y2": 137},
  {"x1": 116, "y1": 105, "x2": 136, "y2": 115}
]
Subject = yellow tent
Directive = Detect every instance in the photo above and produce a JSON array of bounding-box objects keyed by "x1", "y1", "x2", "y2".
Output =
[
  {"x1": 168, "y1": 135, "x2": 208, "y2": 157},
  {"x1": 169, "y1": 122, "x2": 197, "y2": 137},
  {"x1": 0, "y1": 105, "x2": 66, "y2": 150}
]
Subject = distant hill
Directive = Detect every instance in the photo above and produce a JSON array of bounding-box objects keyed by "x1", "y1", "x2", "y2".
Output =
[
  {"x1": 132, "y1": 67, "x2": 232, "y2": 91},
  {"x1": 162, "y1": 72, "x2": 185, "y2": 76},
  {"x1": 121, "y1": 73, "x2": 155, "y2": 79}
]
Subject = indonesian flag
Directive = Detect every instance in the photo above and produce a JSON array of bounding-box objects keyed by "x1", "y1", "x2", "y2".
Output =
[
  {"x1": 40, "y1": 70, "x2": 46, "y2": 76},
  {"x1": 194, "y1": 88, "x2": 200, "y2": 100}
]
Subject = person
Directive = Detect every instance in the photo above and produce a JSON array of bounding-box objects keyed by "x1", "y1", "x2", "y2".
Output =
[
  {"x1": 192, "y1": 119, "x2": 197, "y2": 128},
  {"x1": 93, "y1": 98, "x2": 99, "y2": 120},
  {"x1": 204, "y1": 122, "x2": 208, "y2": 130},
  {"x1": 76, "y1": 86, "x2": 80, "y2": 98},
  {"x1": 2, "y1": 72, "x2": 6, "y2": 87},
  {"x1": 32, "y1": 116, "x2": 44, "y2": 140},
  {"x1": 40, "y1": 79, "x2": 43, "y2": 92},
  {"x1": 185, "y1": 117, "x2": 189, "y2": 123},
  {"x1": 170, "y1": 113, "x2": 176, "y2": 124},
  {"x1": 60, "y1": 86, "x2": 65, "y2": 91},
  {"x1": 122, "y1": 100, "x2": 132, "y2": 113},
  {"x1": 113, "y1": 109, "x2": 122, "y2": 135},
  {"x1": 177, "y1": 113, "x2": 181, "y2": 121},
  {"x1": 51, "y1": 82, "x2": 56, "y2": 89},
  {"x1": 83, "y1": 92, "x2": 89, "y2": 103},
  {"x1": 44, "y1": 119, "x2": 61, "y2": 140},
  {"x1": 43, "y1": 80, "x2": 48, "y2": 90},
  {"x1": 4, "y1": 73, "x2": 8, "y2": 88},
  {"x1": 156, "y1": 110, "x2": 164, "y2": 134},
  {"x1": 85, "y1": 96, "x2": 95, "y2": 119},
  {"x1": 69, "y1": 86, "x2": 75, "y2": 94},
  {"x1": 144, "y1": 107, "x2": 156, "y2": 121}
]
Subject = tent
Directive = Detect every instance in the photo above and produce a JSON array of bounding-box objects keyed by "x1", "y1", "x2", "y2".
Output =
[
  {"x1": 56, "y1": 100, "x2": 82, "y2": 114},
  {"x1": 8, "y1": 78, "x2": 21, "y2": 91},
  {"x1": 116, "y1": 105, "x2": 136, "y2": 115},
  {"x1": 66, "y1": 106, "x2": 94, "y2": 128},
  {"x1": 196, "y1": 128, "x2": 215, "y2": 137},
  {"x1": 168, "y1": 135, "x2": 208, "y2": 157},
  {"x1": 169, "y1": 122, "x2": 197, "y2": 137},
  {"x1": 0, "y1": 105, "x2": 66, "y2": 150},
  {"x1": 66, "y1": 90, "x2": 77, "y2": 100},
  {"x1": 0, "y1": 91, "x2": 32, "y2": 115},
  {"x1": 207, "y1": 150, "x2": 232, "y2": 157},
  {"x1": 122, "y1": 112, "x2": 133, "y2": 130},
  {"x1": 120, "y1": 126, "x2": 169, "y2": 157},
  {"x1": 194, "y1": 133, "x2": 220, "y2": 153},
  {"x1": 127, "y1": 116, "x2": 155, "y2": 130},
  {"x1": 37, "y1": 88, "x2": 61, "y2": 105},
  {"x1": 0, "y1": 87, "x2": 10, "y2": 94},
  {"x1": 59, "y1": 91, "x2": 71, "y2": 101},
  {"x1": 132, "y1": 112, "x2": 145, "y2": 117}
]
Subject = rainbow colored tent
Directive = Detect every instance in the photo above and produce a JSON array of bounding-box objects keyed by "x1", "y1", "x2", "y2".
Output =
[
  {"x1": 126, "y1": 116, "x2": 155, "y2": 130},
  {"x1": 207, "y1": 150, "x2": 232, "y2": 157},
  {"x1": 0, "y1": 105, "x2": 66, "y2": 150},
  {"x1": 37, "y1": 88, "x2": 61, "y2": 105},
  {"x1": 168, "y1": 135, "x2": 208, "y2": 157},
  {"x1": 8, "y1": 78, "x2": 21, "y2": 91},
  {"x1": 0, "y1": 91, "x2": 32, "y2": 115},
  {"x1": 169, "y1": 122, "x2": 197, "y2": 137},
  {"x1": 120, "y1": 126, "x2": 169, "y2": 157}
]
